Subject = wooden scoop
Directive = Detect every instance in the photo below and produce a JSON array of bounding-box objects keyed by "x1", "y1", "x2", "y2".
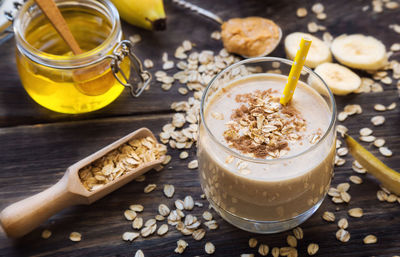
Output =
[
  {"x1": 35, "y1": 0, "x2": 117, "y2": 96},
  {"x1": 0, "y1": 128, "x2": 164, "y2": 238}
]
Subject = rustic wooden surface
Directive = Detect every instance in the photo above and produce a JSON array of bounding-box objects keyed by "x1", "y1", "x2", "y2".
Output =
[{"x1": 0, "y1": 0, "x2": 400, "y2": 256}]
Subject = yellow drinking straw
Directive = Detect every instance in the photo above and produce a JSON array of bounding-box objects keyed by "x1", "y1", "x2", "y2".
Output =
[{"x1": 280, "y1": 38, "x2": 312, "y2": 105}]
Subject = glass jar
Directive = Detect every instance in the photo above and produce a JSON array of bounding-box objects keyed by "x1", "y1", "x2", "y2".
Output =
[
  {"x1": 13, "y1": 0, "x2": 150, "y2": 114},
  {"x1": 198, "y1": 57, "x2": 337, "y2": 233}
]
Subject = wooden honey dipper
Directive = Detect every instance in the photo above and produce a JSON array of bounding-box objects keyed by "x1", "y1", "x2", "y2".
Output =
[{"x1": 34, "y1": 0, "x2": 117, "y2": 96}]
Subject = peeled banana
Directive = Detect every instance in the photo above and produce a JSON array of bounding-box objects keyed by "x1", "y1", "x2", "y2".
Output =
[
  {"x1": 111, "y1": 0, "x2": 166, "y2": 30},
  {"x1": 313, "y1": 63, "x2": 361, "y2": 95},
  {"x1": 284, "y1": 32, "x2": 332, "y2": 68},
  {"x1": 345, "y1": 134, "x2": 400, "y2": 195},
  {"x1": 331, "y1": 34, "x2": 387, "y2": 70}
]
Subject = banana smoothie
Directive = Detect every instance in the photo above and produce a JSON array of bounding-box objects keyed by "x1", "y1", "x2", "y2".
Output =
[{"x1": 198, "y1": 72, "x2": 336, "y2": 229}]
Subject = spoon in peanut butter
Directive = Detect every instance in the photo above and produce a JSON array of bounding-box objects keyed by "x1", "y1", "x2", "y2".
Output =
[
  {"x1": 172, "y1": 0, "x2": 282, "y2": 58},
  {"x1": 0, "y1": 128, "x2": 165, "y2": 238}
]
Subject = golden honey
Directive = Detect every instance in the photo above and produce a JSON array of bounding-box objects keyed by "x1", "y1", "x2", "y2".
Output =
[{"x1": 14, "y1": 0, "x2": 130, "y2": 113}]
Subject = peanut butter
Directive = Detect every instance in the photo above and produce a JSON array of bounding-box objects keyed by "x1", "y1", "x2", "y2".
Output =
[{"x1": 221, "y1": 17, "x2": 281, "y2": 57}]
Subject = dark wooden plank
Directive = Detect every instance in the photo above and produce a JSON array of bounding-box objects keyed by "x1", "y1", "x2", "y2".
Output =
[
  {"x1": 0, "y1": 0, "x2": 400, "y2": 256},
  {"x1": 0, "y1": 110, "x2": 399, "y2": 256},
  {"x1": 1, "y1": 0, "x2": 399, "y2": 127}
]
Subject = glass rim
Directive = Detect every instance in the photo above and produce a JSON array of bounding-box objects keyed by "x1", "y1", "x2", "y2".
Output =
[
  {"x1": 200, "y1": 56, "x2": 337, "y2": 164},
  {"x1": 13, "y1": 0, "x2": 121, "y2": 69}
]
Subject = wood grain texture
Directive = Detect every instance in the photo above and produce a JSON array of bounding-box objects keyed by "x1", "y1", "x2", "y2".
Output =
[{"x1": 0, "y1": 0, "x2": 399, "y2": 256}]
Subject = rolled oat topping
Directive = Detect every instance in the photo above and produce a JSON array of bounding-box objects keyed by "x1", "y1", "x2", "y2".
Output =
[{"x1": 223, "y1": 89, "x2": 308, "y2": 158}]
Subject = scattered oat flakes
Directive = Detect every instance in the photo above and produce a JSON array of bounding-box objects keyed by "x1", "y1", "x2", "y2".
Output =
[
  {"x1": 379, "y1": 146, "x2": 393, "y2": 157},
  {"x1": 323, "y1": 32, "x2": 334, "y2": 45},
  {"x1": 387, "y1": 102, "x2": 397, "y2": 110},
  {"x1": 336, "y1": 229, "x2": 350, "y2": 242},
  {"x1": 337, "y1": 183, "x2": 350, "y2": 192},
  {"x1": 122, "y1": 231, "x2": 139, "y2": 241},
  {"x1": 279, "y1": 247, "x2": 297, "y2": 256},
  {"x1": 130, "y1": 204, "x2": 144, "y2": 212},
  {"x1": 205, "y1": 242, "x2": 215, "y2": 254},
  {"x1": 192, "y1": 228, "x2": 206, "y2": 240},
  {"x1": 312, "y1": 3, "x2": 324, "y2": 13},
  {"x1": 363, "y1": 234, "x2": 377, "y2": 244},
  {"x1": 338, "y1": 218, "x2": 348, "y2": 229},
  {"x1": 386, "y1": 1, "x2": 399, "y2": 9},
  {"x1": 188, "y1": 160, "x2": 198, "y2": 169},
  {"x1": 204, "y1": 220, "x2": 218, "y2": 230},
  {"x1": 391, "y1": 43, "x2": 400, "y2": 51},
  {"x1": 129, "y1": 34, "x2": 141, "y2": 44},
  {"x1": 316, "y1": 12, "x2": 327, "y2": 20},
  {"x1": 338, "y1": 112, "x2": 348, "y2": 121},
  {"x1": 377, "y1": 190, "x2": 388, "y2": 201},
  {"x1": 348, "y1": 208, "x2": 363, "y2": 218},
  {"x1": 360, "y1": 128, "x2": 373, "y2": 136},
  {"x1": 307, "y1": 243, "x2": 319, "y2": 255},
  {"x1": 337, "y1": 147, "x2": 348, "y2": 156},
  {"x1": 132, "y1": 217, "x2": 143, "y2": 229},
  {"x1": 124, "y1": 210, "x2": 137, "y2": 221},
  {"x1": 336, "y1": 125, "x2": 348, "y2": 137},
  {"x1": 203, "y1": 211, "x2": 213, "y2": 221},
  {"x1": 163, "y1": 184, "x2": 175, "y2": 198},
  {"x1": 271, "y1": 247, "x2": 280, "y2": 257},
  {"x1": 179, "y1": 151, "x2": 189, "y2": 159},
  {"x1": 248, "y1": 238, "x2": 258, "y2": 248},
  {"x1": 155, "y1": 215, "x2": 165, "y2": 221},
  {"x1": 293, "y1": 227, "x2": 303, "y2": 240},
  {"x1": 307, "y1": 22, "x2": 319, "y2": 33},
  {"x1": 41, "y1": 229, "x2": 52, "y2": 239},
  {"x1": 258, "y1": 244, "x2": 269, "y2": 256},
  {"x1": 175, "y1": 239, "x2": 188, "y2": 254},
  {"x1": 184, "y1": 196, "x2": 194, "y2": 210},
  {"x1": 332, "y1": 197, "x2": 344, "y2": 203},
  {"x1": 211, "y1": 31, "x2": 221, "y2": 40},
  {"x1": 143, "y1": 59, "x2": 154, "y2": 69},
  {"x1": 157, "y1": 224, "x2": 168, "y2": 236},
  {"x1": 341, "y1": 191, "x2": 351, "y2": 203},
  {"x1": 135, "y1": 250, "x2": 144, "y2": 257},
  {"x1": 178, "y1": 87, "x2": 188, "y2": 95},
  {"x1": 69, "y1": 232, "x2": 82, "y2": 242},
  {"x1": 287, "y1": 235, "x2": 297, "y2": 247},
  {"x1": 352, "y1": 160, "x2": 367, "y2": 174},
  {"x1": 144, "y1": 184, "x2": 156, "y2": 193},
  {"x1": 296, "y1": 7, "x2": 308, "y2": 17},
  {"x1": 158, "y1": 204, "x2": 170, "y2": 217},
  {"x1": 163, "y1": 61, "x2": 174, "y2": 70},
  {"x1": 360, "y1": 135, "x2": 376, "y2": 142},
  {"x1": 349, "y1": 175, "x2": 363, "y2": 184},
  {"x1": 387, "y1": 194, "x2": 398, "y2": 202},
  {"x1": 371, "y1": 115, "x2": 385, "y2": 126},
  {"x1": 322, "y1": 211, "x2": 335, "y2": 222},
  {"x1": 374, "y1": 138, "x2": 386, "y2": 147},
  {"x1": 374, "y1": 104, "x2": 386, "y2": 111}
]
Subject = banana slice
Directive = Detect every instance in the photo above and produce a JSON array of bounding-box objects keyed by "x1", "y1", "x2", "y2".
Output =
[
  {"x1": 312, "y1": 63, "x2": 361, "y2": 95},
  {"x1": 331, "y1": 34, "x2": 387, "y2": 70},
  {"x1": 284, "y1": 32, "x2": 332, "y2": 68}
]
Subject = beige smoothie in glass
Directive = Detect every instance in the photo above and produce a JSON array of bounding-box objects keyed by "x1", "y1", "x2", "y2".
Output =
[{"x1": 198, "y1": 58, "x2": 336, "y2": 233}]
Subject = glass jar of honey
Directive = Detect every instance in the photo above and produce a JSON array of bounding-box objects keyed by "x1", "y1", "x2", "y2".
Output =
[{"x1": 13, "y1": 0, "x2": 150, "y2": 114}]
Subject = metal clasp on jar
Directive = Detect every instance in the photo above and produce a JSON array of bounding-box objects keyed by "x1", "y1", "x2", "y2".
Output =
[{"x1": 107, "y1": 40, "x2": 152, "y2": 98}]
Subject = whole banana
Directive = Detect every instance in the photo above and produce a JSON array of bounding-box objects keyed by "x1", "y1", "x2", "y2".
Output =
[{"x1": 111, "y1": 0, "x2": 166, "y2": 30}]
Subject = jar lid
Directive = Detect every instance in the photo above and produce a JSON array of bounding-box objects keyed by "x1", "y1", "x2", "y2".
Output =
[{"x1": 0, "y1": 0, "x2": 24, "y2": 45}]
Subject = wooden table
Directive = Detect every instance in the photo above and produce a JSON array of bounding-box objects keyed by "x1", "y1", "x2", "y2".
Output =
[{"x1": 1, "y1": 0, "x2": 400, "y2": 256}]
